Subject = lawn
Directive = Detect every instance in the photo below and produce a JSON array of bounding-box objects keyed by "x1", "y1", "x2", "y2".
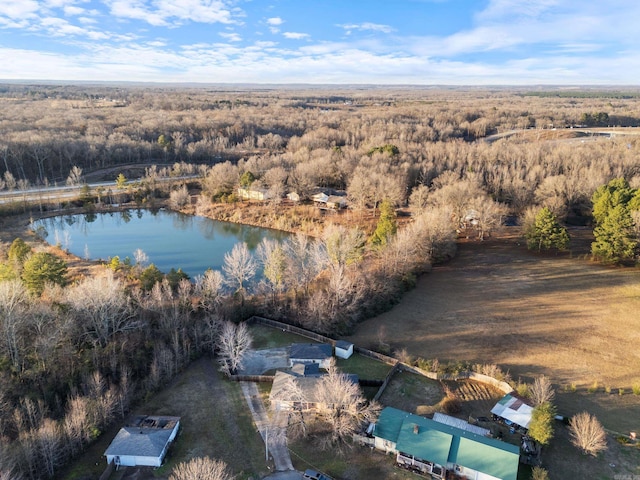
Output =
[
  {"x1": 335, "y1": 353, "x2": 392, "y2": 381},
  {"x1": 59, "y1": 357, "x2": 268, "y2": 480},
  {"x1": 347, "y1": 227, "x2": 640, "y2": 479},
  {"x1": 249, "y1": 323, "x2": 312, "y2": 349}
]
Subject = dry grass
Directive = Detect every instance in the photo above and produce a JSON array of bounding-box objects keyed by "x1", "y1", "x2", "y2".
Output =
[
  {"x1": 347, "y1": 227, "x2": 640, "y2": 478},
  {"x1": 60, "y1": 358, "x2": 267, "y2": 480}
]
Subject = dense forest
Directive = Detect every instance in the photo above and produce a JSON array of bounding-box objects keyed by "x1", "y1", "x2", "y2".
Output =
[{"x1": 1, "y1": 84, "x2": 640, "y2": 479}]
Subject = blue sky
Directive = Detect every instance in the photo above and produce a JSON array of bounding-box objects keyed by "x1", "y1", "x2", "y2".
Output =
[{"x1": 0, "y1": 0, "x2": 638, "y2": 84}]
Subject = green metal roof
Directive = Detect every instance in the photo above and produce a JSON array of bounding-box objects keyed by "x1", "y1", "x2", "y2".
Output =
[
  {"x1": 374, "y1": 407, "x2": 520, "y2": 480},
  {"x1": 396, "y1": 420, "x2": 453, "y2": 466},
  {"x1": 373, "y1": 406, "x2": 407, "y2": 442},
  {"x1": 451, "y1": 436, "x2": 520, "y2": 480}
]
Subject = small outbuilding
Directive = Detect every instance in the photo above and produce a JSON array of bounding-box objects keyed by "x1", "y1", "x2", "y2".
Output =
[
  {"x1": 104, "y1": 415, "x2": 180, "y2": 467},
  {"x1": 490, "y1": 394, "x2": 533, "y2": 431},
  {"x1": 334, "y1": 340, "x2": 354, "y2": 359}
]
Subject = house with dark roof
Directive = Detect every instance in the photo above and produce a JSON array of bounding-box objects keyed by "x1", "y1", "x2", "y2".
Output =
[
  {"x1": 372, "y1": 407, "x2": 519, "y2": 480},
  {"x1": 104, "y1": 415, "x2": 180, "y2": 467},
  {"x1": 289, "y1": 343, "x2": 333, "y2": 369}
]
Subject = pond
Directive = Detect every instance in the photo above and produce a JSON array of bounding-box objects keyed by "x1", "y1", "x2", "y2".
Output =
[{"x1": 32, "y1": 209, "x2": 291, "y2": 278}]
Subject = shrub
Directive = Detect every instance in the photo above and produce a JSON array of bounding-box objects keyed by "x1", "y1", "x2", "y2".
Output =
[
  {"x1": 8, "y1": 238, "x2": 32, "y2": 265},
  {"x1": 139, "y1": 264, "x2": 164, "y2": 290},
  {"x1": 587, "y1": 381, "x2": 599, "y2": 394},
  {"x1": 632, "y1": 384, "x2": 640, "y2": 396},
  {"x1": 569, "y1": 412, "x2": 608, "y2": 456},
  {"x1": 605, "y1": 385, "x2": 612, "y2": 394},
  {"x1": 516, "y1": 380, "x2": 530, "y2": 398},
  {"x1": 619, "y1": 388, "x2": 625, "y2": 396},
  {"x1": 169, "y1": 185, "x2": 190, "y2": 209},
  {"x1": 531, "y1": 466, "x2": 550, "y2": 480},
  {"x1": 21, "y1": 252, "x2": 67, "y2": 295},
  {"x1": 528, "y1": 402, "x2": 556, "y2": 446}
]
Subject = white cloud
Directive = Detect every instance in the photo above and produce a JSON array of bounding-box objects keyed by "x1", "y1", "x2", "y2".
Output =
[
  {"x1": 267, "y1": 17, "x2": 283, "y2": 33},
  {"x1": 3, "y1": 38, "x2": 640, "y2": 85},
  {"x1": 0, "y1": 0, "x2": 40, "y2": 20},
  {"x1": 63, "y1": 6, "x2": 86, "y2": 16},
  {"x1": 219, "y1": 32, "x2": 241, "y2": 42},
  {"x1": 267, "y1": 17, "x2": 283, "y2": 26},
  {"x1": 283, "y1": 32, "x2": 309, "y2": 40},
  {"x1": 339, "y1": 22, "x2": 395, "y2": 34},
  {"x1": 105, "y1": 0, "x2": 236, "y2": 26},
  {"x1": 40, "y1": 16, "x2": 109, "y2": 39}
]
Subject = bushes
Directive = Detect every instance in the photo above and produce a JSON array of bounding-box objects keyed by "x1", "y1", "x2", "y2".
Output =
[
  {"x1": 528, "y1": 402, "x2": 556, "y2": 446},
  {"x1": 21, "y1": 252, "x2": 67, "y2": 295}
]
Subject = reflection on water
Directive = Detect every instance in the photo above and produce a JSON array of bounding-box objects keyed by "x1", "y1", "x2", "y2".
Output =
[{"x1": 32, "y1": 209, "x2": 290, "y2": 278}]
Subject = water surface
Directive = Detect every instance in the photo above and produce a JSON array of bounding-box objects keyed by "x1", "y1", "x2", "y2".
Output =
[{"x1": 33, "y1": 209, "x2": 289, "y2": 278}]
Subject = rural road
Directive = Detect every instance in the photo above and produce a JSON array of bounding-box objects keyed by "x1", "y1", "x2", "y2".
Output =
[
  {"x1": 240, "y1": 381, "x2": 295, "y2": 472},
  {"x1": 0, "y1": 175, "x2": 196, "y2": 205}
]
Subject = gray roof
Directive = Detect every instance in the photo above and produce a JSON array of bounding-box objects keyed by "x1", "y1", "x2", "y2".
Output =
[
  {"x1": 270, "y1": 370, "x2": 323, "y2": 403},
  {"x1": 335, "y1": 340, "x2": 353, "y2": 350},
  {"x1": 290, "y1": 343, "x2": 332, "y2": 360},
  {"x1": 291, "y1": 362, "x2": 320, "y2": 376},
  {"x1": 104, "y1": 427, "x2": 172, "y2": 458}
]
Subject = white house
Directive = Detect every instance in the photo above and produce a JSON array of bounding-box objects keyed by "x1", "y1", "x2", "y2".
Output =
[
  {"x1": 237, "y1": 187, "x2": 273, "y2": 201},
  {"x1": 104, "y1": 416, "x2": 180, "y2": 467}
]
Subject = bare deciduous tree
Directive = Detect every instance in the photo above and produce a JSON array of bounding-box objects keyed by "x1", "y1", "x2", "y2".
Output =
[
  {"x1": 569, "y1": 412, "x2": 607, "y2": 457},
  {"x1": 65, "y1": 166, "x2": 83, "y2": 186},
  {"x1": 322, "y1": 224, "x2": 365, "y2": 269},
  {"x1": 67, "y1": 271, "x2": 140, "y2": 347},
  {"x1": 529, "y1": 375, "x2": 555, "y2": 406},
  {"x1": 169, "y1": 185, "x2": 190, "y2": 209},
  {"x1": 222, "y1": 243, "x2": 257, "y2": 296},
  {"x1": 312, "y1": 359, "x2": 380, "y2": 448},
  {"x1": 63, "y1": 396, "x2": 91, "y2": 457},
  {"x1": 169, "y1": 456, "x2": 234, "y2": 480},
  {"x1": 35, "y1": 418, "x2": 62, "y2": 478},
  {"x1": 0, "y1": 280, "x2": 29, "y2": 368},
  {"x1": 257, "y1": 238, "x2": 288, "y2": 302},
  {"x1": 194, "y1": 269, "x2": 225, "y2": 313},
  {"x1": 216, "y1": 321, "x2": 252, "y2": 375}
]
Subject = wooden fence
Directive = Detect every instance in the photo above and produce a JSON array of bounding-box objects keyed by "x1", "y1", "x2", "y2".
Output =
[
  {"x1": 98, "y1": 460, "x2": 114, "y2": 480},
  {"x1": 228, "y1": 374, "x2": 274, "y2": 383},
  {"x1": 373, "y1": 363, "x2": 403, "y2": 402},
  {"x1": 248, "y1": 316, "x2": 515, "y2": 396}
]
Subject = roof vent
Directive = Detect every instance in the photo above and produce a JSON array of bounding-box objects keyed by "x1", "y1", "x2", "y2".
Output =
[{"x1": 413, "y1": 424, "x2": 419, "y2": 434}]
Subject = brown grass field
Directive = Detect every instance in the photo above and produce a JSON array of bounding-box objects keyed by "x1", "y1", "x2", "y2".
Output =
[{"x1": 347, "y1": 226, "x2": 640, "y2": 479}]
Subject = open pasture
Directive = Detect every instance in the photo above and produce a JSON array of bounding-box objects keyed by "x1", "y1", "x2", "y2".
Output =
[{"x1": 348, "y1": 228, "x2": 640, "y2": 434}]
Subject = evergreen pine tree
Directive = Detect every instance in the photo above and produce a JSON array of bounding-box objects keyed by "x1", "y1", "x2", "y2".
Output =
[{"x1": 526, "y1": 207, "x2": 570, "y2": 252}]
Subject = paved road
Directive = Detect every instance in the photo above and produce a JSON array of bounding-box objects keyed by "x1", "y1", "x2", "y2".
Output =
[
  {"x1": 240, "y1": 381, "x2": 295, "y2": 472},
  {"x1": 0, "y1": 175, "x2": 196, "y2": 205}
]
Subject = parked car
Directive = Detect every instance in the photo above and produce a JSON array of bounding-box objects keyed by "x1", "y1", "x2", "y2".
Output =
[{"x1": 303, "y1": 469, "x2": 333, "y2": 480}]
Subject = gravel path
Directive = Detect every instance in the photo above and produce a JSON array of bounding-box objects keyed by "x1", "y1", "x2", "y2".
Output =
[{"x1": 240, "y1": 381, "x2": 295, "y2": 472}]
